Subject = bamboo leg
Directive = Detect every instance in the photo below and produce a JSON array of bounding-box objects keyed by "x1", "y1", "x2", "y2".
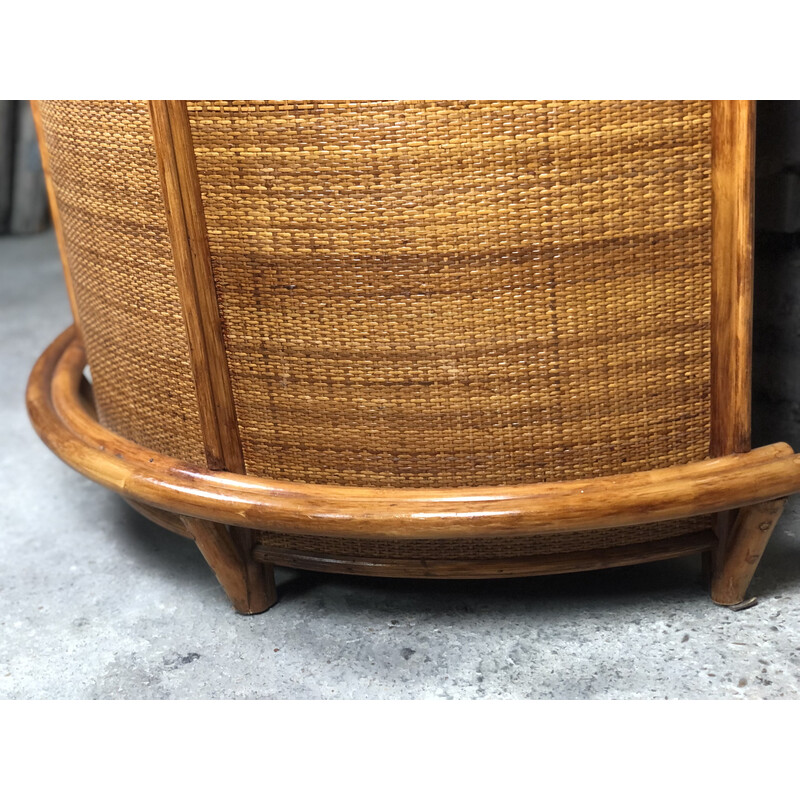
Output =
[
  {"x1": 706, "y1": 508, "x2": 737, "y2": 588},
  {"x1": 234, "y1": 526, "x2": 277, "y2": 612},
  {"x1": 711, "y1": 498, "x2": 787, "y2": 606},
  {"x1": 181, "y1": 516, "x2": 277, "y2": 614}
]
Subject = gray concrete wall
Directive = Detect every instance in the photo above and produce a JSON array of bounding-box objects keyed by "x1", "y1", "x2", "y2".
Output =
[
  {"x1": 756, "y1": 101, "x2": 800, "y2": 234},
  {"x1": 0, "y1": 100, "x2": 49, "y2": 236},
  {"x1": 752, "y1": 102, "x2": 800, "y2": 450}
]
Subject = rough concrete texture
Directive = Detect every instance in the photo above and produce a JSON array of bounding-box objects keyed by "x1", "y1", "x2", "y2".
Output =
[{"x1": 2, "y1": 231, "x2": 800, "y2": 700}]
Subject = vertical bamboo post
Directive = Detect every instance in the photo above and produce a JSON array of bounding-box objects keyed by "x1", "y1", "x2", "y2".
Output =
[
  {"x1": 709, "y1": 101, "x2": 783, "y2": 604},
  {"x1": 150, "y1": 100, "x2": 276, "y2": 614},
  {"x1": 710, "y1": 100, "x2": 756, "y2": 459}
]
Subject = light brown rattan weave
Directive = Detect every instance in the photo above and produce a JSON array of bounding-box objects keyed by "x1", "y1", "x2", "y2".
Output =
[
  {"x1": 36, "y1": 100, "x2": 205, "y2": 464},
  {"x1": 186, "y1": 100, "x2": 711, "y2": 488},
  {"x1": 256, "y1": 516, "x2": 713, "y2": 561},
  {"x1": 30, "y1": 99, "x2": 728, "y2": 602}
]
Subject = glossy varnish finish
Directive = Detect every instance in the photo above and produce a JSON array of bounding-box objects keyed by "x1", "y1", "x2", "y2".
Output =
[
  {"x1": 27, "y1": 100, "x2": 795, "y2": 612},
  {"x1": 709, "y1": 101, "x2": 759, "y2": 594},
  {"x1": 29, "y1": 328, "x2": 800, "y2": 540},
  {"x1": 148, "y1": 101, "x2": 244, "y2": 473},
  {"x1": 710, "y1": 100, "x2": 756, "y2": 458},
  {"x1": 712, "y1": 499, "x2": 787, "y2": 606},
  {"x1": 149, "y1": 101, "x2": 274, "y2": 613}
]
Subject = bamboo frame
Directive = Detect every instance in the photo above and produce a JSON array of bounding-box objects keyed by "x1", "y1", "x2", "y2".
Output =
[
  {"x1": 148, "y1": 100, "x2": 245, "y2": 473},
  {"x1": 708, "y1": 101, "x2": 767, "y2": 604},
  {"x1": 252, "y1": 531, "x2": 718, "y2": 579},
  {"x1": 182, "y1": 516, "x2": 274, "y2": 614},
  {"x1": 148, "y1": 100, "x2": 274, "y2": 614},
  {"x1": 28, "y1": 99, "x2": 794, "y2": 611},
  {"x1": 711, "y1": 498, "x2": 787, "y2": 605},
  {"x1": 710, "y1": 100, "x2": 756, "y2": 458},
  {"x1": 28, "y1": 326, "x2": 800, "y2": 543}
]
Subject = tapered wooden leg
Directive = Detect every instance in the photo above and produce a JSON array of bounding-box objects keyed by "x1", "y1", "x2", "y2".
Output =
[
  {"x1": 711, "y1": 498, "x2": 787, "y2": 606},
  {"x1": 706, "y1": 508, "x2": 737, "y2": 588},
  {"x1": 234, "y1": 526, "x2": 278, "y2": 612},
  {"x1": 181, "y1": 516, "x2": 277, "y2": 614}
]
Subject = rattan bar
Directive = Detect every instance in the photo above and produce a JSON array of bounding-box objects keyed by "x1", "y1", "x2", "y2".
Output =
[{"x1": 26, "y1": 100, "x2": 800, "y2": 613}]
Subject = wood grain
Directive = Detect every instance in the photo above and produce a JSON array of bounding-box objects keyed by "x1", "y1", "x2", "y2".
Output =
[
  {"x1": 27, "y1": 326, "x2": 800, "y2": 541},
  {"x1": 149, "y1": 100, "x2": 243, "y2": 473},
  {"x1": 182, "y1": 516, "x2": 275, "y2": 614},
  {"x1": 709, "y1": 100, "x2": 758, "y2": 586},
  {"x1": 126, "y1": 502, "x2": 277, "y2": 614},
  {"x1": 710, "y1": 100, "x2": 756, "y2": 458},
  {"x1": 124, "y1": 498, "x2": 191, "y2": 538},
  {"x1": 253, "y1": 530, "x2": 716, "y2": 579},
  {"x1": 28, "y1": 101, "x2": 788, "y2": 606},
  {"x1": 711, "y1": 498, "x2": 786, "y2": 606},
  {"x1": 149, "y1": 100, "x2": 270, "y2": 604}
]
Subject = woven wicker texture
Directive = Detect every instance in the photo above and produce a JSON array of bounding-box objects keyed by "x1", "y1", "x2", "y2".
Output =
[
  {"x1": 188, "y1": 101, "x2": 712, "y2": 487},
  {"x1": 256, "y1": 516, "x2": 713, "y2": 561},
  {"x1": 37, "y1": 101, "x2": 205, "y2": 463}
]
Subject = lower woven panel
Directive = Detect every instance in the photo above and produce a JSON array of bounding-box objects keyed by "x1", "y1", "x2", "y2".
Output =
[{"x1": 254, "y1": 516, "x2": 713, "y2": 561}]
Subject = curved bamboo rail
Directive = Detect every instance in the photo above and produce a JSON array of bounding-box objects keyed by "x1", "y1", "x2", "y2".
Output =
[{"x1": 27, "y1": 326, "x2": 800, "y2": 543}]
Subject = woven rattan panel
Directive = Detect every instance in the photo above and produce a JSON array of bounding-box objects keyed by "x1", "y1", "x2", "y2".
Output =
[
  {"x1": 190, "y1": 101, "x2": 712, "y2": 488},
  {"x1": 38, "y1": 101, "x2": 205, "y2": 463},
  {"x1": 256, "y1": 516, "x2": 713, "y2": 561}
]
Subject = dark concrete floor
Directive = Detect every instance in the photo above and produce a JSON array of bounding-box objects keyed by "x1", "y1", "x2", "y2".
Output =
[{"x1": 2, "y1": 231, "x2": 800, "y2": 699}]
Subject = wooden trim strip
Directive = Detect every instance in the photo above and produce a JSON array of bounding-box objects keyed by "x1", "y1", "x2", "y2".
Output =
[
  {"x1": 148, "y1": 100, "x2": 244, "y2": 473},
  {"x1": 252, "y1": 530, "x2": 717, "y2": 579},
  {"x1": 124, "y1": 498, "x2": 192, "y2": 538},
  {"x1": 148, "y1": 102, "x2": 269, "y2": 607},
  {"x1": 29, "y1": 101, "x2": 82, "y2": 335},
  {"x1": 710, "y1": 100, "x2": 756, "y2": 457},
  {"x1": 27, "y1": 327, "x2": 800, "y2": 541}
]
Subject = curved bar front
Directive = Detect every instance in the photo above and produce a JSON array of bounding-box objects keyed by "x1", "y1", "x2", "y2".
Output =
[{"x1": 27, "y1": 326, "x2": 800, "y2": 541}]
